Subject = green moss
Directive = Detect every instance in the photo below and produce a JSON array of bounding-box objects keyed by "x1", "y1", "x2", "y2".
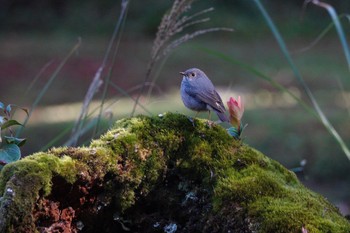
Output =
[
  {"x1": 250, "y1": 196, "x2": 350, "y2": 233},
  {"x1": 0, "y1": 113, "x2": 349, "y2": 232},
  {"x1": 212, "y1": 144, "x2": 350, "y2": 232},
  {"x1": 112, "y1": 113, "x2": 350, "y2": 232},
  {"x1": 0, "y1": 152, "x2": 77, "y2": 196},
  {"x1": 27, "y1": 152, "x2": 77, "y2": 184},
  {"x1": 0, "y1": 152, "x2": 80, "y2": 232}
]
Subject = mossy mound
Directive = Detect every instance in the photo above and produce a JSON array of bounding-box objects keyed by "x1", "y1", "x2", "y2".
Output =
[{"x1": 0, "y1": 113, "x2": 349, "y2": 233}]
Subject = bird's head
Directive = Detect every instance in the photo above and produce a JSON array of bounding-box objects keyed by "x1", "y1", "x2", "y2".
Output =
[{"x1": 179, "y1": 68, "x2": 205, "y2": 80}]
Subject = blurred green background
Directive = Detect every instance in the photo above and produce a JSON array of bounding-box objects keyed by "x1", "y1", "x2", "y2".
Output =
[{"x1": 1, "y1": 0, "x2": 350, "y2": 215}]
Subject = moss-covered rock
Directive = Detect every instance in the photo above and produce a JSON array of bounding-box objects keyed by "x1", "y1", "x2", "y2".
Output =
[{"x1": 0, "y1": 113, "x2": 349, "y2": 233}]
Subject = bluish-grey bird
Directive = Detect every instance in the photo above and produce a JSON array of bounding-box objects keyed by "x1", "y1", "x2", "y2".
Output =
[{"x1": 180, "y1": 68, "x2": 229, "y2": 122}]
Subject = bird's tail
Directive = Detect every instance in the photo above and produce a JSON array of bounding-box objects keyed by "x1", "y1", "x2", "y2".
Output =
[{"x1": 215, "y1": 111, "x2": 229, "y2": 122}]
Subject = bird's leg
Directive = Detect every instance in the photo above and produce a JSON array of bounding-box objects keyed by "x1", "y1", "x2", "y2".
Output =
[
  {"x1": 186, "y1": 112, "x2": 198, "y2": 127},
  {"x1": 195, "y1": 111, "x2": 200, "y2": 118},
  {"x1": 187, "y1": 116, "x2": 195, "y2": 126},
  {"x1": 206, "y1": 111, "x2": 214, "y2": 127}
]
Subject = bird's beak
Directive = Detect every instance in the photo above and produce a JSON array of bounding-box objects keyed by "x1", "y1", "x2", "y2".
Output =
[{"x1": 179, "y1": 71, "x2": 185, "y2": 76}]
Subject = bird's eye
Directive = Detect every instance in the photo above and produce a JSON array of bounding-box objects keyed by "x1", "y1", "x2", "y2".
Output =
[{"x1": 191, "y1": 73, "x2": 195, "y2": 77}]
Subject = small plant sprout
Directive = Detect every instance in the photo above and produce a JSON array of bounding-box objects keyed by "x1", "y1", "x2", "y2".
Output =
[
  {"x1": 0, "y1": 101, "x2": 28, "y2": 167},
  {"x1": 226, "y1": 96, "x2": 246, "y2": 139}
]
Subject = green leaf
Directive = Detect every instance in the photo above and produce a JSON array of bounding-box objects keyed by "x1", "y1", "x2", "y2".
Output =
[
  {"x1": 310, "y1": 2, "x2": 350, "y2": 71},
  {"x1": 16, "y1": 138, "x2": 27, "y2": 147},
  {"x1": 4, "y1": 136, "x2": 27, "y2": 147},
  {"x1": 253, "y1": 0, "x2": 350, "y2": 160},
  {"x1": 1, "y1": 119, "x2": 23, "y2": 130},
  {"x1": 295, "y1": 14, "x2": 350, "y2": 54},
  {"x1": 227, "y1": 127, "x2": 241, "y2": 139},
  {"x1": 0, "y1": 144, "x2": 21, "y2": 164}
]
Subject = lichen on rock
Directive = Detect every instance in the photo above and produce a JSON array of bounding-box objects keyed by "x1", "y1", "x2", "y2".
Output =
[{"x1": 0, "y1": 113, "x2": 349, "y2": 233}]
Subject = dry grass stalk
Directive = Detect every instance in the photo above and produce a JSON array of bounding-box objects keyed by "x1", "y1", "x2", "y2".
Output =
[{"x1": 131, "y1": 0, "x2": 233, "y2": 116}]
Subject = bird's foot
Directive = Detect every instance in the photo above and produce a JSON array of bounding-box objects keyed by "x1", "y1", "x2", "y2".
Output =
[
  {"x1": 206, "y1": 120, "x2": 215, "y2": 128},
  {"x1": 186, "y1": 116, "x2": 195, "y2": 127}
]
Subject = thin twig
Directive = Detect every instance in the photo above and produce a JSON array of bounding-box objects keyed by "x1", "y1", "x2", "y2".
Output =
[
  {"x1": 92, "y1": 0, "x2": 129, "y2": 138},
  {"x1": 70, "y1": 0, "x2": 129, "y2": 146}
]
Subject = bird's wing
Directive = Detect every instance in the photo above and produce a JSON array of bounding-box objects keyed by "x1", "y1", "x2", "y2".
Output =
[
  {"x1": 195, "y1": 90, "x2": 226, "y2": 113},
  {"x1": 183, "y1": 75, "x2": 226, "y2": 113}
]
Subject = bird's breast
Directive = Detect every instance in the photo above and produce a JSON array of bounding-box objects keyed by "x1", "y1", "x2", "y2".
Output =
[{"x1": 180, "y1": 80, "x2": 207, "y2": 111}]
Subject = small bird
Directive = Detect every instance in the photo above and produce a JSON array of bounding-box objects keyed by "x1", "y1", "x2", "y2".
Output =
[{"x1": 180, "y1": 68, "x2": 228, "y2": 122}]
